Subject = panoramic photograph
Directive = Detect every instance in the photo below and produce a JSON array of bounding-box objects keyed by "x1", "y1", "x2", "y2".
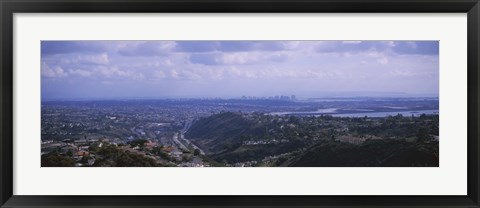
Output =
[{"x1": 41, "y1": 40, "x2": 439, "y2": 167}]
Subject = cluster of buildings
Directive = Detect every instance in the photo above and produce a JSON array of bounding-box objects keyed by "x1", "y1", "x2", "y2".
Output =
[
  {"x1": 41, "y1": 135, "x2": 209, "y2": 167},
  {"x1": 241, "y1": 95, "x2": 296, "y2": 101},
  {"x1": 242, "y1": 139, "x2": 289, "y2": 145},
  {"x1": 41, "y1": 138, "x2": 100, "y2": 166}
]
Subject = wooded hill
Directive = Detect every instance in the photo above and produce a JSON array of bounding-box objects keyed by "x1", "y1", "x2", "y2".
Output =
[{"x1": 186, "y1": 112, "x2": 439, "y2": 167}]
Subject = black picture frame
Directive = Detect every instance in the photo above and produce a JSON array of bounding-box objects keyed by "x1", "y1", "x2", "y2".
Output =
[{"x1": 1, "y1": 0, "x2": 479, "y2": 207}]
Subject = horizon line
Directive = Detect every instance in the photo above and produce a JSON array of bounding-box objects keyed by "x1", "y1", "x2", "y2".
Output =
[{"x1": 41, "y1": 95, "x2": 440, "y2": 102}]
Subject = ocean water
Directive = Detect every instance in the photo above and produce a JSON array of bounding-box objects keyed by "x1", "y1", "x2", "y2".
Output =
[
  {"x1": 331, "y1": 109, "x2": 439, "y2": 118},
  {"x1": 270, "y1": 109, "x2": 439, "y2": 118}
]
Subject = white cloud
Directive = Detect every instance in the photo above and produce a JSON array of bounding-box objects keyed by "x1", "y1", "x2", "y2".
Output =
[
  {"x1": 118, "y1": 41, "x2": 177, "y2": 56},
  {"x1": 132, "y1": 73, "x2": 145, "y2": 81},
  {"x1": 61, "y1": 53, "x2": 109, "y2": 65},
  {"x1": 179, "y1": 70, "x2": 202, "y2": 80},
  {"x1": 365, "y1": 51, "x2": 389, "y2": 65},
  {"x1": 386, "y1": 41, "x2": 396, "y2": 47},
  {"x1": 170, "y1": 70, "x2": 179, "y2": 79},
  {"x1": 162, "y1": 59, "x2": 174, "y2": 66},
  {"x1": 407, "y1": 41, "x2": 417, "y2": 48},
  {"x1": 342, "y1": 41, "x2": 362, "y2": 44},
  {"x1": 69, "y1": 69, "x2": 93, "y2": 77},
  {"x1": 377, "y1": 57, "x2": 389, "y2": 65},
  {"x1": 41, "y1": 63, "x2": 67, "y2": 78},
  {"x1": 97, "y1": 66, "x2": 130, "y2": 77},
  {"x1": 153, "y1": 70, "x2": 166, "y2": 80},
  {"x1": 190, "y1": 52, "x2": 290, "y2": 65}
]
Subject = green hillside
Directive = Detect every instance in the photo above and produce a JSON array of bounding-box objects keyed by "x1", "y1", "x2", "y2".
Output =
[{"x1": 185, "y1": 112, "x2": 439, "y2": 167}]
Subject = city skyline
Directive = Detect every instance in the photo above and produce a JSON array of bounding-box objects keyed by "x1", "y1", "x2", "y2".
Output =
[{"x1": 41, "y1": 40, "x2": 439, "y2": 100}]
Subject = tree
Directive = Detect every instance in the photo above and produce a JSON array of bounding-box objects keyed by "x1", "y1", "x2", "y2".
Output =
[
  {"x1": 41, "y1": 153, "x2": 75, "y2": 167},
  {"x1": 416, "y1": 127, "x2": 432, "y2": 143},
  {"x1": 89, "y1": 143, "x2": 101, "y2": 153},
  {"x1": 289, "y1": 116, "x2": 299, "y2": 124},
  {"x1": 182, "y1": 155, "x2": 192, "y2": 162},
  {"x1": 115, "y1": 152, "x2": 158, "y2": 167},
  {"x1": 193, "y1": 149, "x2": 201, "y2": 156},
  {"x1": 394, "y1": 113, "x2": 403, "y2": 120},
  {"x1": 129, "y1": 139, "x2": 147, "y2": 148}
]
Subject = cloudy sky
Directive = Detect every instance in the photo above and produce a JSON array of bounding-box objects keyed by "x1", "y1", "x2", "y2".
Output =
[{"x1": 41, "y1": 40, "x2": 439, "y2": 100}]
